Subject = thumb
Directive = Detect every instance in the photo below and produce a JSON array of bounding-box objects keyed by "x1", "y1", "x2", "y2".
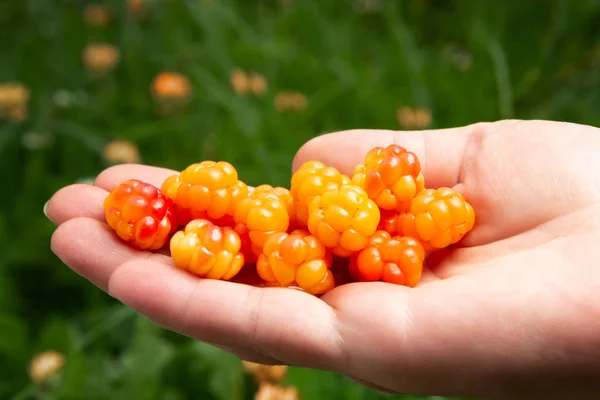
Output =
[{"x1": 292, "y1": 125, "x2": 481, "y2": 189}]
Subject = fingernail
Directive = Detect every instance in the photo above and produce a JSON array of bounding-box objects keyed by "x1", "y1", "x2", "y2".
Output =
[{"x1": 43, "y1": 201, "x2": 55, "y2": 224}]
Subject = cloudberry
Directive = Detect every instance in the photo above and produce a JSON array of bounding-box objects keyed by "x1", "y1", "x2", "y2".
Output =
[
  {"x1": 290, "y1": 161, "x2": 350, "y2": 227},
  {"x1": 397, "y1": 187, "x2": 475, "y2": 249},
  {"x1": 257, "y1": 230, "x2": 334, "y2": 295},
  {"x1": 104, "y1": 179, "x2": 175, "y2": 250},
  {"x1": 252, "y1": 184, "x2": 297, "y2": 231},
  {"x1": 378, "y1": 210, "x2": 400, "y2": 234},
  {"x1": 234, "y1": 190, "x2": 289, "y2": 251},
  {"x1": 352, "y1": 144, "x2": 425, "y2": 212},
  {"x1": 161, "y1": 161, "x2": 249, "y2": 221},
  {"x1": 307, "y1": 185, "x2": 380, "y2": 257},
  {"x1": 349, "y1": 231, "x2": 425, "y2": 287},
  {"x1": 170, "y1": 219, "x2": 245, "y2": 280}
]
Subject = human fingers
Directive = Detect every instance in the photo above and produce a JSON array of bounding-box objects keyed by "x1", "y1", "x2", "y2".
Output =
[
  {"x1": 292, "y1": 125, "x2": 484, "y2": 189},
  {"x1": 94, "y1": 163, "x2": 179, "y2": 191},
  {"x1": 45, "y1": 184, "x2": 108, "y2": 225},
  {"x1": 108, "y1": 258, "x2": 345, "y2": 370},
  {"x1": 50, "y1": 217, "x2": 172, "y2": 291}
]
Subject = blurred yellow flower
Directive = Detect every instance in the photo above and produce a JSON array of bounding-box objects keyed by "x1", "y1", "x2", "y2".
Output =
[
  {"x1": 83, "y1": 4, "x2": 112, "y2": 27},
  {"x1": 29, "y1": 351, "x2": 64, "y2": 383},
  {"x1": 413, "y1": 107, "x2": 432, "y2": 128},
  {"x1": 396, "y1": 106, "x2": 415, "y2": 128},
  {"x1": 231, "y1": 68, "x2": 250, "y2": 95},
  {"x1": 103, "y1": 139, "x2": 141, "y2": 164},
  {"x1": 249, "y1": 72, "x2": 268, "y2": 96},
  {"x1": 274, "y1": 91, "x2": 308, "y2": 112},
  {"x1": 242, "y1": 361, "x2": 287, "y2": 383},
  {"x1": 152, "y1": 72, "x2": 192, "y2": 100},
  {"x1": 230, "y1": 69, "x2": 269, "y2": 96},
  {"x1": 0, "y1": 82, "x2": 29, "y2": 110},
  {"x1": 82, "y1": 43, "x2": 120, "y2": 76},
  {"x1": 0, "y1": 82, "x2": 29, "y2": 121},
  {"x1": 255, "y1": 382, "x2": 298, "y2": 400},
  {"x1": 396, "y1": 106, "x2": 431, "y2": 129}
]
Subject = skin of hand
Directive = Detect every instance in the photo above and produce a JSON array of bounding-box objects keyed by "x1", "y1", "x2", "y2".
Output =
[{"x1": 45, "y1": 119, "x2": 600, "y2": 400}]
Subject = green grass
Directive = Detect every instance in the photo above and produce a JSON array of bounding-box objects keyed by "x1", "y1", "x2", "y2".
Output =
[{"x1": 1, "y1": 0, "x2": 600, "y2": 398}]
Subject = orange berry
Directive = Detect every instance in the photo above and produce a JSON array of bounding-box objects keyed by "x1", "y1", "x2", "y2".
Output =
[
  {"x1": 161, "y1": 161, "x2": 249, "y2": 222},
  {"x1": 307, "y1": 185, "x2": 380, "y2": 257},
  {"x1": 290, "y1": 161, "x2": 351, "y2": 227},
  {"x1": 234, "y1": 189, "x2": 289, "y2": 251},
  {"x1": 378, "y1": 210, "x2": 400, "y2": 234},
  {"x1": 103, "y1": 179, "x2": 175, "y2": 250},
  {"x1": 352, "y1": 144, "x2": 425, "y2": 212},
  {"x1": 256, "y1": 230, "x2": 334, "y2": 295},
  {"x1": 349, "y1": 231, "x2": 425, "y2": 287},
  {"x1": 170, "y1": 219, "x2": 245, "y2": 280},
  {"x1": 397, "y1": 187, "x2": 475, "y2": 249},
  {"x1": 253, "y1": 184, "x2": 297, "y2": 230}
]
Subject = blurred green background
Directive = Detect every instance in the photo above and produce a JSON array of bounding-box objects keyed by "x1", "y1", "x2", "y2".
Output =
[{"x1": 1, "y1": 0, "x2": 600, "y2": 399}]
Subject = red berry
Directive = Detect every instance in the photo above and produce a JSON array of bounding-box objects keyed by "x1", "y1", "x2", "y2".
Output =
[{"x1": 103, "y1": 179, "x2": 175, "y2": 250}]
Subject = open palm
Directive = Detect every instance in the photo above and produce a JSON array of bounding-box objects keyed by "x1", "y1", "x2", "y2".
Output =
[{"x1": 47, "y1": 120, "x2": 600, "y2": 400}]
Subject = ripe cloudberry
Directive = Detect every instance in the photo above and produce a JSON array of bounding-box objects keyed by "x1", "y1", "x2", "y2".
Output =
[
  {"x1": 103, "y1": 179, "x2": 175, "y2": 250},
  {"x1": 161, "y1": 161, "x2": 249, "y2": 222},
  {"x1": 352, "y1": 144, "x2": 425, "y2": 212},
  {"x1": 290, "y1": 161, "x2": 351, "y2": 227},
  {"x1": 170, "y1": 219, "x2": 245, "y2": 280},
  {"x1": 257, "y1": 230, "x2": 334, "y2": 295},
  {"x1": 349, "y1": 231, "x2": 425, "y2": 287},
  {"x1": 307, "y1": 185, "x2": 380, "y2": 257},
  {"x1": 252, "y1": 184, "x2": 297, "y2": 231},
  {"x1": 234, "y1": 189, "x2": 289, "y2": 251},
  {"x1": 396, "y1": 187, "x2": 475, "y2": 249},
  {"x1": 378, "y1": 210, "x2": 399, "y2": 233}
]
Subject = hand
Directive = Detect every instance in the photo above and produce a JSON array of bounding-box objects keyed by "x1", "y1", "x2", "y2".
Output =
[{"x1": 46, "y1": 120, "x2": 600, "y2": 400}]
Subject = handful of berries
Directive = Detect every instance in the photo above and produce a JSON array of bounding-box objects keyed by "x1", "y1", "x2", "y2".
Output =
[{"x1": 103, "y1": 145, "x2": 475, "y2": 296}]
